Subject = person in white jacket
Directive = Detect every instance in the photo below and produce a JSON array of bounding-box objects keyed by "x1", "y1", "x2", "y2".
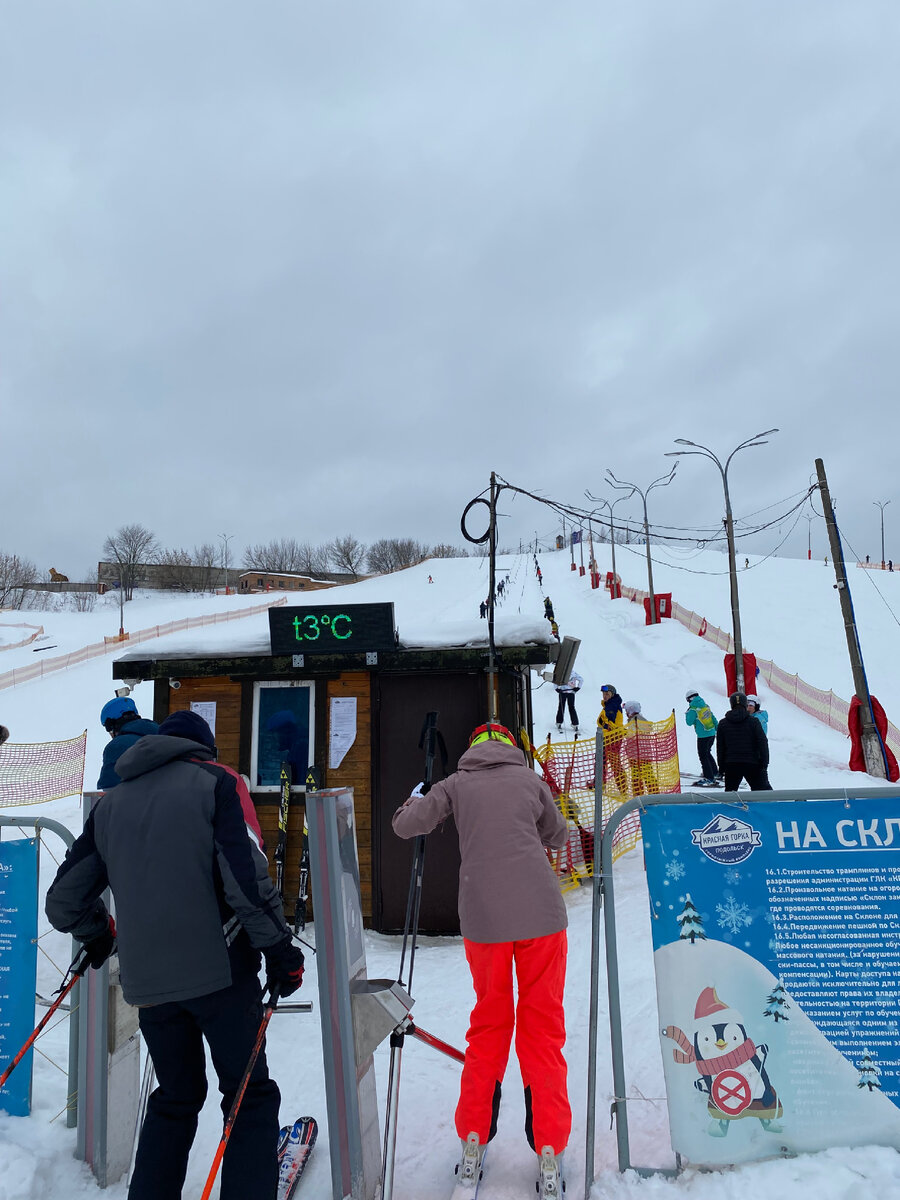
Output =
[{"x1": 554, "y1": 672, "x2": 583, "y2": 733}]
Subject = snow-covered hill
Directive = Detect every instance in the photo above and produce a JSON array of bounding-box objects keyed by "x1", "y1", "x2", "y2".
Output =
[{"x1": 1, "y1": 545, "x2": 899, "y2": 1200}]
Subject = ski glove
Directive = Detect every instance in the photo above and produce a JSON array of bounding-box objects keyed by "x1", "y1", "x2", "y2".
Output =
[
  {"x1": 82, "y1": 915, "x2": 117, "y2": 970},
  {"x1": 264, "y1": 936, "x2": 305, "y2": 998}
]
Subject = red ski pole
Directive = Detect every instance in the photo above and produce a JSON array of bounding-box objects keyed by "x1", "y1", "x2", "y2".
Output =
[
  {"x1": 0, "y1": 947, "x2": 89, "y2": 1091},
  {"x1": 200, "y1": 985, "x2": 281, "y2": 1200}
]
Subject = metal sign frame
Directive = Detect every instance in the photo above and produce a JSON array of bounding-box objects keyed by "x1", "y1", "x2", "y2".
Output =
[{"x1": 588, "y1": 784, "x2": 900, "y2": 1191}]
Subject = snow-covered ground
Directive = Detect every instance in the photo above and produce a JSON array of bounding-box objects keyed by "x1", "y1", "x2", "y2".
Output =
[{"x1": 2, "y1": 546, "x2": 900, "y2": 1199}]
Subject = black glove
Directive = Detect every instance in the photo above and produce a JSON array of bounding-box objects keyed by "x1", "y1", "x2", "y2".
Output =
[
  {"x1": 82, "y1": 915, "x2": 117, "y2": 969},
  {"x1": 264, "y1": 936, "x2": 305, "y2": 998}
]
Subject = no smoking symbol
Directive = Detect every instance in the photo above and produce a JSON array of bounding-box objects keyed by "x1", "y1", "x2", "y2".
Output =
[{"x1": 711, "y1": 1070, "x2": 751, "y2": 1115}]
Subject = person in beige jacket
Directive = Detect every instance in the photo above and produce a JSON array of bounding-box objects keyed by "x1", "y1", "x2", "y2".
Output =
[{"x1": 392, "y1": 721, "x2": 570, "y2": 1187}]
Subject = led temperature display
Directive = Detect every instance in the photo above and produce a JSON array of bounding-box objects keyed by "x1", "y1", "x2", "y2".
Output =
[{"x1": 268, "y1": 603, "x2": 396, "y2": 655}]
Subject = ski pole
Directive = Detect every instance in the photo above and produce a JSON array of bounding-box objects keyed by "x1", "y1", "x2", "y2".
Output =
[
  {"x1": 0, "y1": 947, "x2": 89, "y2": 1091},
  {"x1": 383, "y1": 711, "x2": 445, "y2": 1200},
  {"x1": 200, "y1": 984, "x2": 281, "y2": 1200}
]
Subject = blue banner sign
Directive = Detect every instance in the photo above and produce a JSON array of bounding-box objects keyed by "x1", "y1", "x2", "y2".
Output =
[
  {"x1": 642, "y1": 798, "x2": 900, "y2": 1166},
  {"x1": 0, "y1": 838, "x2": 39, "y2": 1116}
]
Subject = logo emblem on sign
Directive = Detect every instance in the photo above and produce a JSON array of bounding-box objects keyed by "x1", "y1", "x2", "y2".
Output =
[{"x1": 691, "y1": 813, "x2": 761, "y2": 865}]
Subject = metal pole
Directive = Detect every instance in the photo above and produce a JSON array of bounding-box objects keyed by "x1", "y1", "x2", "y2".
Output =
[
  {"x1": 219, "y1": 533, "x2": 233, "y2": 594},
  {"x1": 874, "y1": 501, "x2": 890, "y2": 567},
  {"x1": 722, "y1": 470, "x2": 745, "y2": 691},
  {"x1": 584, "y1": 730, "x2": 604, "y2": 1200},
  {"x1": 817, "y1": 459, "x2": 887, "y2": 778},
  {"x1": 487, "y1": 473, "x2": 499, "y2": 723}
]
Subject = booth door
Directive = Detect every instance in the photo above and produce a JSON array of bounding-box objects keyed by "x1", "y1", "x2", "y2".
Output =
[{"x1": 373, "y1": 672, "x2": 485, "y2": 934}]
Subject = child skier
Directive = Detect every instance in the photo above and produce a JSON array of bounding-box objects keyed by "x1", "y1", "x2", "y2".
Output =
[
  {"x1": 392, "y1": 722, "x2": 570, "y2": 1198},
  {"x1": 554, "y1": 671, "x2": 582, "y2": 733},
  {"x1": 623, "y1": 700, "x2": 659, "y2": 796},
  {"x1": 684, "y1": 689, "x2": 719, "y2": 785},
  {"x1": 598, "y1": 684, "x2": 627, "y2": 792}
]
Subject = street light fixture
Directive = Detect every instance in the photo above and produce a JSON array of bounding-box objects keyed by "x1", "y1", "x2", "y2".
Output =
[
  {"x1": 604, "y1": 465, "x2": 678, "y2": 623},
  {"x1": 874, "y1": 500, "x2": 891, "y2": 568},
  {"x1": 584, "y1": 490, "x2": 636, "y2": 598},
  {"x1": 219, "y1": 533, "x2": 234, "y2": 594},
  {"x1": 666, "y1": 428, "x2": 778, "y2": 691}
]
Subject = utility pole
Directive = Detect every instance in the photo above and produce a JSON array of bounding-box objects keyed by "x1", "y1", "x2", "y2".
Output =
[
  {"x1": 805, "y1": 514, "x2": 814, "y2": 561},
  {"x1": 219, "y1": 533, "x2": 234, "y2": 594},
  {"x1": 487, "y1": 472, "x2": 499, "y2": 723},
  {"x1": 817, "y1": 459, "x2": 887, "y2": 779}
]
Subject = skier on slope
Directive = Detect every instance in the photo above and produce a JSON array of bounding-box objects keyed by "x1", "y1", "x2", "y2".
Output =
[
  {"x1": 684, "y1": 689, "x2": 719, "y2": 785},
  {"x1": 554, "y1": 670, "x2": 582, "y2": 734},
  {"x1": 96, "y1": 696, "x2": 159, "y2": 790},
  {"x1": 622, "y1": 701, "x2": 659, "y2": 795},
  {"x1": 392, "y1": 722, "x2": 570, "y2": 1196},
  {"x1": 716, "y1": 693, "x2": 772, "y2": 792},
  {"x1": 46, "y1": 710, "x2": 305, "y2": 1200}
]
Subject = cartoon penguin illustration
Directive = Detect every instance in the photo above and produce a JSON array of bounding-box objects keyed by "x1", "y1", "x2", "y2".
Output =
[{"x1": 663, "y1": 986, "x2": 783, "y2": 1137}]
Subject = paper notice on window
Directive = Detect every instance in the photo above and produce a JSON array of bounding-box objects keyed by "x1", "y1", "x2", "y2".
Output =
[
  {"x1": 190, "y1": 701, "x2": 217, "y2": 738},
  {"x1": 329, "y1": 697, "x2": 357, "y2": 769}
]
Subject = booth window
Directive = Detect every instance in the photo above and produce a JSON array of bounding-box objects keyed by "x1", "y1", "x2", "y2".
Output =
[{"x1": 251, "y1": 681, "x2": 314, "y2": 790}]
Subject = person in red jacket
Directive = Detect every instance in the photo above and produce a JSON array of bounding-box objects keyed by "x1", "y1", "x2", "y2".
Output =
[{"x1": 392, "y1": 722, "x2": 570, "y2": 1195}]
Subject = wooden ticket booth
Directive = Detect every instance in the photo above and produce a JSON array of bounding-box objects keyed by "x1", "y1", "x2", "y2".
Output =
[{"x1": 113, "y1": 601, "x2": 552, "y2": 934}]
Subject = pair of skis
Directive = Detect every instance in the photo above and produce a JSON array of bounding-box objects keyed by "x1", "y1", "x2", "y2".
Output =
[{"x1": 274, "y1": 761, "x2": 311, "y2": 935}]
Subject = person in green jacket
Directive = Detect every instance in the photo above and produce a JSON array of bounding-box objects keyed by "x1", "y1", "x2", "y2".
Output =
[{"x1": 684, "y1": 690, "x2": 719, "y2": 783}]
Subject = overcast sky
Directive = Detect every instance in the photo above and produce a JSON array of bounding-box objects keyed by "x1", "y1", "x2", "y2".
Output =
[{"x1": 3, "y1": 1, "x2": 899, "y2": 578}]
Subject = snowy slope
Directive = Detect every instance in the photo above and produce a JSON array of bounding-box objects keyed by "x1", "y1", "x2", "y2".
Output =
[{"x1": 1, "y1": 549, "x2": 899, "y2": 1200}]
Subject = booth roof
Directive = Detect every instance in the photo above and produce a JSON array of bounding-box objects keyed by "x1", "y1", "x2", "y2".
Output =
[{"x1": 114, "y1": 608, "x2": 552, "y2": 662}]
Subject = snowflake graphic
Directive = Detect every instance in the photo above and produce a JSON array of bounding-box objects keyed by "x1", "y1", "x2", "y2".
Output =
[
  {"x1": 724, "y1": 868, "x2": 742, "y2": 886},
  {"x1": 665, "y1": 860, "x2": 686, "y2": 881},
  {"x1": 716, "y1": 893, "x2": 753, "y2": 935}
]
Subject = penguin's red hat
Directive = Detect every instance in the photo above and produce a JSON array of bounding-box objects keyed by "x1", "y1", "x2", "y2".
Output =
[{"x1": 693, "y1": 987, "x2": 741, "y2": 1029}]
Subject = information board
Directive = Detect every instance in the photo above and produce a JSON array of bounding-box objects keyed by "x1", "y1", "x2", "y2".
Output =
[
  {"x1": 269, "y1": 603, "x2": 396, "y2": 655},
  {"x1": 0, "y1": 838, "x2": 39, "y2": 1116},
  {"x1": 642, "y1": 798, "x2": 900, "y2": 1166}
]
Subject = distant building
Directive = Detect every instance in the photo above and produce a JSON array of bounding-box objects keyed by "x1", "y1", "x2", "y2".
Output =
[{"x1": 238, "y1": 570, "x2": 338, "y2": 594}]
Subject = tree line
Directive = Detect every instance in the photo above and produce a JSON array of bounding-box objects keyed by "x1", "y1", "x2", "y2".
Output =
[{"x1": 0, "y1": 527, "x2": 471, "y2": 608}]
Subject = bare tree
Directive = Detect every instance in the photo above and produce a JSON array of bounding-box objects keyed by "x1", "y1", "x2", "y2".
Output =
[
  {"x1": 192, "y1": 543, "x2": 221, "y2": 592},
  {"x1": 297, "y1": 541, "x2": 332, "y2": 577},
  {"x1": 431, "y1": 543, "x2": 467, "y2": 559},
  {"x1": 0, "y1": 552, "x2": 39, "y2": 608},
  {"x1": 366, "y1": 537, "x2": 430, "y2": 574},
  {"x1": 329, "y1": 534, "x2": 367, "y2": 580},
  {"x1": 102, "y1": 524, "x2": 159, "y2": 601},
  {"x1": 156, "y1": 549, "x2": 195, "y2": 591}
]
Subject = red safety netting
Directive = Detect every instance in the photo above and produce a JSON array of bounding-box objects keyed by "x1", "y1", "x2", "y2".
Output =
[
  {"x1": 532, "y1": 714, "x2": 681, "y2": 890},
  {"x1": 0, "y1": 731, "x2": 87, "y2": 807}
]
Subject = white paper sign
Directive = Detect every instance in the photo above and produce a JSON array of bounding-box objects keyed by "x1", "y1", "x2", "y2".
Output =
[
  {"x1": 190, "y1": 701, "x2": 217, "y2": 738},
  {"x1": 329, "y1": 697, "x2": 357, "y2": 769}
]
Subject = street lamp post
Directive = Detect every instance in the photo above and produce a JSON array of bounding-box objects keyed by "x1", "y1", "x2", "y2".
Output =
[
  {"x1": 874, "y1": 500, "x2": 891, "y2": 568},
  {"x1": 603, "y1": 466, "x2": 677, "y2": 622},
  {"x1": 584, "y1": 491, "x2": 636, "y2": 598},
  {"x1": 805, "y1": 514, "x2": 814, "y2": 561},
  {"x1": 666, "y1": 429, "x2": 778, "y2": 692},
  {"x1": 219, "y1": 533, "x2": 234, "y2": 594}
]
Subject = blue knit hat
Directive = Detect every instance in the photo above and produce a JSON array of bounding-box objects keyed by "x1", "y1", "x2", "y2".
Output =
[{"x1": 159, "y1": 710, "x2": 216, "y2": 752}]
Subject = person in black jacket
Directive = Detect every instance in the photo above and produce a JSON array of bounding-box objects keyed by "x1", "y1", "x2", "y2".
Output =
[
  {"x1": 46, "y1": 709, "x2": 304, "y2": 1200},
  {"x1": 716, "y1": 692, "x2": 772, "y2": 791},
  {"x1": 96, "y1": 696, "x2": 159, "y2": 790}
]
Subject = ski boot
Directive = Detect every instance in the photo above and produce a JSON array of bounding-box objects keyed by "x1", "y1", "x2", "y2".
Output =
[
  {"x1": 536, "y1": 1145, "x2": 565, "y2": 1198},
  {"x1": 452, "y1": 1132, "x2": 486, "y2": 1198},
  {"x1": 555, "y1": 724, "x2": 564, "y2": 735}
]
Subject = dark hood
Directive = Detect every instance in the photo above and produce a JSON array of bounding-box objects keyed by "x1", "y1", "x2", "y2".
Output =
[
  {"x1": 115, "y1": 735, "x2": 215, "y2": 781},
  {"x1": 723, "y1": 708, "x2": 751, "y2": 726}
]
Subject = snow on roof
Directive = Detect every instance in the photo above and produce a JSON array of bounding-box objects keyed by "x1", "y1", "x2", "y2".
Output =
[{"x1": 116, "y1": 561, "x2": 553, "y2": 661}]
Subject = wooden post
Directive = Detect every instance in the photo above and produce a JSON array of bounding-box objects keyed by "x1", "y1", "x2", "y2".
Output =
[{"x1": 815, "y1": 458, "x2": 886, "y2": 779}]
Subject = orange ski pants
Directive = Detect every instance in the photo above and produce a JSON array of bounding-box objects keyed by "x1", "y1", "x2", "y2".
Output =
[{"x1": 455, "y1": 931, "x2": 570, "y2": 1154}]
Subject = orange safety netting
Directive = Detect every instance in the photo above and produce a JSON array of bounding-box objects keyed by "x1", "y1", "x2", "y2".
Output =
[
  {"x1": 532, "y1": 713, "x2": 681, "y2": 891},
  {"x1": 0, "y1": 732, "x2": 87, "y2": 807}
]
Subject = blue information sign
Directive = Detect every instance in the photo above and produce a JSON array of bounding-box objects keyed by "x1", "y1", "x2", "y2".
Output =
[
  {"x1": 0, "y1": 838, "x2": 39, "y2": 1116},
  {"x1": 642, "y1": 798, "x2": 900, "y2": 1165}
]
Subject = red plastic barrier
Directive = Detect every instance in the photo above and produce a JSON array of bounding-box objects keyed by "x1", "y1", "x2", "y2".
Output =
[
  {"x1": 849, "y1": 695, "x2": 900, "y2": 781},
  {"x1": 724, "y1": 652, "x2": 758, "y2": 698},
  {"x1": 642, "y1": 593, "x2": 673, "y2": 625}
]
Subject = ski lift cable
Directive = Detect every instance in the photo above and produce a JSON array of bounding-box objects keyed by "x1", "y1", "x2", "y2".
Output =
[{"x1": 837, "y1": 531, "x2": 900, "y2": 631}]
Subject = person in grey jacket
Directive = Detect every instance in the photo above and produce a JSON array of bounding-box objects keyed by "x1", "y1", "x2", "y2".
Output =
[
  {"x1": 46, "y1": 709, "x2": 304, "y2": 1200},
  {"x1": 393, "y1": 722, "x2": 570, "y2": 1190}
]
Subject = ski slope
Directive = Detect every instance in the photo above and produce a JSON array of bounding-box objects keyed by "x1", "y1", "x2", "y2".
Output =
[{"x1": 1, "y1": 546, "x2": 899, "y2": 1200}]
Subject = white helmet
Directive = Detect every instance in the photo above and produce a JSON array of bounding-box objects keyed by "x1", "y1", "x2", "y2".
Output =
[
  {"x1": 747, "y1": 694, "x2": 763, "y2": 709},
  {"x1": 685, "y1": 689, "x2": 700, "y2": 702},
  {"x1": 624, "y1": 700, "x2": 642, "y2": 718}
]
